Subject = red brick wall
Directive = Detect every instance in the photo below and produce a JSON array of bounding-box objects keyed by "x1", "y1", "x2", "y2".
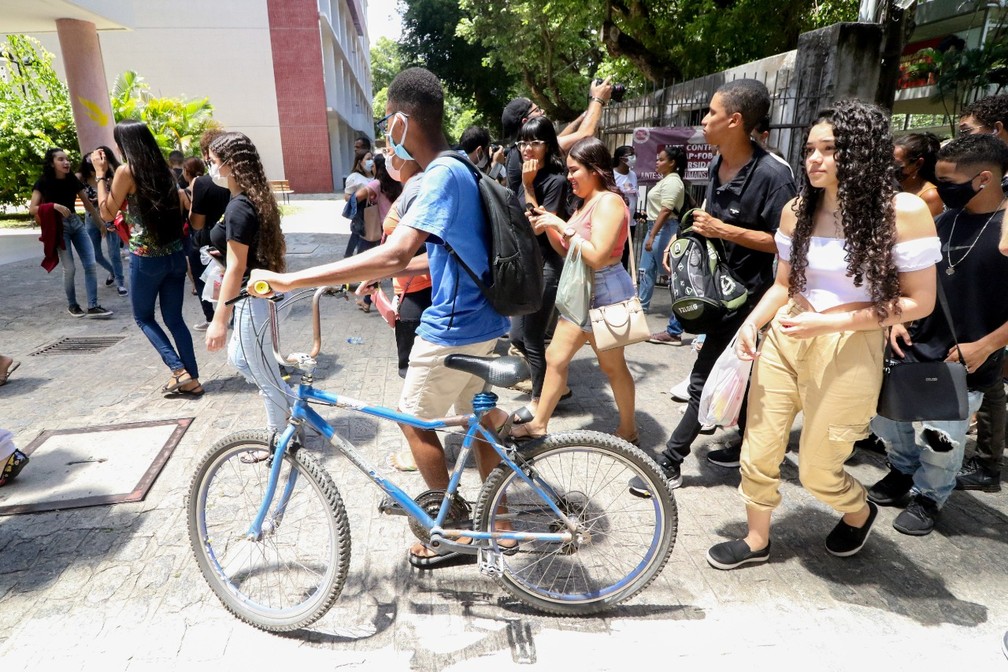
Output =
[{"x1": 267, "y1": 0, "x2": 334, "y2": 193}]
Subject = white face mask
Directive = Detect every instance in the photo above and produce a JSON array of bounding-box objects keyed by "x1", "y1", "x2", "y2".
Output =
[
  {"x1": 471, "y1": 149, "x2": 488, "y2": 170},
  {"x1": 625, "y1": 155, "x2": 637, "y2": 169},
  {"x1": 209, "y1": 162, "x2": 229, "y2": 189},
  {"x1": 363, "y1": 159, "x2": 375, "y2": 174}
]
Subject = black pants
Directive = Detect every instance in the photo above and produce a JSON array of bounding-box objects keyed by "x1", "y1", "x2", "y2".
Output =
[
  {"x1": 509, "y1": 261, "x2": 562, "y2": 398},
  {"x1": 975, "y1": 377, "x2": 1006, "y2": 472},
  {"x1": 394, "y1": 286, "x2": 432, "y2": 378},
  {"x1": 662, "y1": 309, "x2": 750, "y2": 464},
  {"x1": 186, "y1": 239, "x2": 215, "y2": 322}
]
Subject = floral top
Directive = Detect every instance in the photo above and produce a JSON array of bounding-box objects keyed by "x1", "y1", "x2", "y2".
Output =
[{"x1": 126, "y1": 194, "x2": 183, "y2": 257}]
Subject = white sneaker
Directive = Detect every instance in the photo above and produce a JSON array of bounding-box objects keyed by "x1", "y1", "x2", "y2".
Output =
[
  {"x1": 668, "y1": 378, "x2": 690, "y2": 402},
  {"x1": 193, "y1": 321, "x2": 210, "y2": 331}
]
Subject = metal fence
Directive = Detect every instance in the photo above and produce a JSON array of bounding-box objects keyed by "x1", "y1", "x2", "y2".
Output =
[{"x1": 599, "y1": 49, "x2": 834, "y2": 178}]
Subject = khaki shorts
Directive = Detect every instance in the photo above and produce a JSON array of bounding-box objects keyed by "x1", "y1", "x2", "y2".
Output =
[{"x1": 398, "y1": 336, "x2": 497, "y2": 419}]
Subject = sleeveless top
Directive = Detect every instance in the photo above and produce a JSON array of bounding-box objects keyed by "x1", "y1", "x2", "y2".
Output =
[
  {"x1": 126, "y1": 193, "x2": 184, "y2": 257},
  {"x1": 775, "y1": 231, "x2": 941, "y2": 311},
  {"x1": 563, "y1": 193, "x2": 629, "y2": 261}
]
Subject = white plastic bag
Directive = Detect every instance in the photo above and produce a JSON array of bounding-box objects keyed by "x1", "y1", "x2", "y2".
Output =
[
  {"x1": 199, "y1": 257, "x2": 225, "y2": 304},
  {"x1": 698, "y1": 332, "x2": 754, "y2": 429}
]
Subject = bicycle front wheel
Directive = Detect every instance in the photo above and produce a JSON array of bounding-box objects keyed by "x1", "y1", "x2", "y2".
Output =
[
  {"x1": 474, "y1": 431, "x2": 677, "y2": 615},
  {"x1": 186, "y1": 429, "x2": 351, "y2": 632}
]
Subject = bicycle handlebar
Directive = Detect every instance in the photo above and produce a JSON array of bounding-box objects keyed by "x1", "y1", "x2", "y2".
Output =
[{"x1": 227, "y1": 283, "x2": 349, "y2": 367}]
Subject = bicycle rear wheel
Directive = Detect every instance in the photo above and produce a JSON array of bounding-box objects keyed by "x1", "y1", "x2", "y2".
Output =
[
  {"x1": 187, "y1": 429, "x2": 351, "y2": 631},
  {"x1": 474, "y1": 431, "x2": 677, "y2": 615}
]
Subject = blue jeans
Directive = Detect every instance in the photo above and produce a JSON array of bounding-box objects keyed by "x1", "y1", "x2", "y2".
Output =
[
  {"x1": 229, "y1": 298, "x2": 294, "y2": 432},
  {"x1": 871, "y1": 390, "x2": 984, "y2": 507},
  {"x1": 130, "y1": 251, "x2": 199, "y2": 378},
  {"x1": 59, "y1": 214, "x2": 98, "y2": 309},
  {"x1": 637, "y1": 220, "x2": 682, "y2": 336},
  {"x1": 85, "y1": 213, "x2": 125, "y2": 287}
]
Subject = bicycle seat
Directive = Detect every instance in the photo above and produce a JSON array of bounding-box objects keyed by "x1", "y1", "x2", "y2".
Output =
[{"x1": 444, "y1": 355, "x2": 530, "y2": 388}]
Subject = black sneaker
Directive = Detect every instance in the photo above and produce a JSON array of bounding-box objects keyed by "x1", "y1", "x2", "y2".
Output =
[
  {"x1": 854, "y1": 432, "x2": 887, "y2": 455},
  {"x1": 893, "y1": 494, "x2": 939, "y2": 536},
  {"x1": 629, "y1": 458, "x2": 681, "y2": 497},
  {"x1": 867, "y1": 467, "x2": 914, "y2": 506},
  {"x1": 67, "y1": 304, "x2": 85, "y2": 317},
  {"x1": 825, "y1": 500, "x2": 878, "y2": 557},
  {"x1": 85, "y1": 305, "x2": 113, "y2": 318},
  {"x1": 707, "y1": 442, "x2": 741, "y2": 468},
  {"x1": 105, "y1": 272, "x2": 115, "y2": 286},
  {"x1": 706, "y1": 539, "x2": 770, "y2": 570},
  {"x1": 955, "y1": 457, "x2": 1002, "y2": 492}
]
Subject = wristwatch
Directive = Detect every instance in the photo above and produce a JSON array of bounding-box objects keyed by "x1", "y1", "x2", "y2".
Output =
[{"x1": 562, "y1": 226, "x2": 576, "y2": 241}]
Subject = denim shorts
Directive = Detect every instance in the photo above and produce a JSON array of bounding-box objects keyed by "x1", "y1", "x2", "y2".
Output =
[{"x1": 562, "y1": 262, "x2": 635, "y2": 333}]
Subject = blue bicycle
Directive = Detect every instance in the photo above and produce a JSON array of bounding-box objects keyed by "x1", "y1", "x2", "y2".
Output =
[{"x1": 186, "y1": 287, "x2": 677, "y2": 632}]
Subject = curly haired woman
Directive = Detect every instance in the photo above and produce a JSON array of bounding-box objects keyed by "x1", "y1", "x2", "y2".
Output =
[
  {"x1": 706, "y1": 100, "x2": 941, "y2": 570},
  {"x1": 204, "y1": 132, "x2": 291, "y2": 434}
]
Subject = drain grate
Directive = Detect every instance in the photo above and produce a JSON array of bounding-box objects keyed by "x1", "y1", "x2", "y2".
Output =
[{"x1": 30, "y1": 335, "x2": 126, "y2": 356}]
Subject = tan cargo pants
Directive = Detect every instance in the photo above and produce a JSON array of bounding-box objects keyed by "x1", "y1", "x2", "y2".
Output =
[{"x1": 739, "y1": 300, "x2": 885, "y2": 514}]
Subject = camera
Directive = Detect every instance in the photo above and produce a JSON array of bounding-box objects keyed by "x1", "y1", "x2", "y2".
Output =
[{"x1": 593, "y1": 78, "x2": 626, "y2": 104}]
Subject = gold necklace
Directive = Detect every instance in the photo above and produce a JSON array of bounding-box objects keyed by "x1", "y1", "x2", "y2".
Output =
[{"x1": 945, "y1": 199, "x2": 1008, "y2": 276}]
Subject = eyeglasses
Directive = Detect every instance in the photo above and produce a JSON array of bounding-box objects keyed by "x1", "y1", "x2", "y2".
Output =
[
  {"x1": 377, "y1": 111, "x2": 409, "y2": 134},
  {"x1": 517, "y1": 140, "x2": 546, "y2": 151}
]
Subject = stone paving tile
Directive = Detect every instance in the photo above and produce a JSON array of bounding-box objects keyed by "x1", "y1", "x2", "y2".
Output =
[{"x1": 1, "y1": 202, "x2": 1007, "y2": 669}]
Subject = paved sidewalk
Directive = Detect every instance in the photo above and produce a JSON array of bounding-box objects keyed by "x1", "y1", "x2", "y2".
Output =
[{"x1": 1, "y1": 197, "x2": 1007, "y2": 670}]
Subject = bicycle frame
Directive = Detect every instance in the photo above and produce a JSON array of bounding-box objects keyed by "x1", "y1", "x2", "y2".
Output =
[{"x1": 246, "y1": 381, "x2": 580, "y2": 550}]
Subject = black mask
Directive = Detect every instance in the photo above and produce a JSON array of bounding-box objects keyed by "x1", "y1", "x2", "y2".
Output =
[{"x1": 936, "y1": 174, "x2": 981, "y2": 210}]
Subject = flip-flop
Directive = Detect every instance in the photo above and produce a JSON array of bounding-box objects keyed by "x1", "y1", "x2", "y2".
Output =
[
  {"x1": 162, "y1": 371, "x2": 193, "y2": 393},
  {"x1": 166, "y1": 383, "x2": 205, "y2": 398},
  {"x1": 408, "y1": 547, "x2": 477, "y2": 569},
  {"x1": 510, "y1": 406, "x2": 534, "y2": 426},
  {"x1": 387, "y1": 449, "x2": 418, "y2": 472},
  {"x1": 508, "y1": 423, "x2": 547, "y2": 442},
  {"x1": 0, "y1": 360, "x2": 20, "y2": 387}
]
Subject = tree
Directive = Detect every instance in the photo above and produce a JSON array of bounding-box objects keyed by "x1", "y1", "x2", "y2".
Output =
[
  {"x1": 370, "y1": 35, "x2": 482, "y2": 143},
  {"x1": 111, "y1": 70, "x2": 215, "y2": 156},
  {"x1": 0, "y1": 35, "x2": 78, "y2": 208},
  {"x1": 400, "y1": 0, "x2": 516, "y2": 134}
]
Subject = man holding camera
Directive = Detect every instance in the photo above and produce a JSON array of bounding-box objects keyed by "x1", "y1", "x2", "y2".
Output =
[
  {"x1": 500, "y1": 77, "x2": 616, "y2": 193},
  {"x1": 459, "y1": 125, "x2": 506, "y2": 183}
]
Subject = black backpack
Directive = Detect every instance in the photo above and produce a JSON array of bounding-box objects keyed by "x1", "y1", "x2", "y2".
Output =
[
  {"x1": 667, "y1": 209, "x2": 749, "y2": 332},
  {"x1": 439, "y1": 152, "x2": 544, "y2": 316}
]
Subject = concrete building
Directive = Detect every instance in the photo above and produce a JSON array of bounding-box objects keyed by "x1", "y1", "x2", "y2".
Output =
[{"x1": 2, "y1": 0, "x2": 374, "y2": 194}]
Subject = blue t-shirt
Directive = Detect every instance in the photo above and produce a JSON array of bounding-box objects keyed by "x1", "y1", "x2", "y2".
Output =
[{"x1": 400, "y1": 157, "x2": 509, "y2": 346}]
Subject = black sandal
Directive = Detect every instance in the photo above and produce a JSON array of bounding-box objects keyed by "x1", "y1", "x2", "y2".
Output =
[{"x1": 511, "y1": 406, "x2": 534, "y2": 425}]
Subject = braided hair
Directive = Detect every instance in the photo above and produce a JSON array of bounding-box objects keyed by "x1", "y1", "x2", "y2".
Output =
[
  {"x1": 789, "y1": 99, "x2": 901, "y2": 322},
  {"x1": 209, "y1": 132, "x2": 286, "y2": 273}
]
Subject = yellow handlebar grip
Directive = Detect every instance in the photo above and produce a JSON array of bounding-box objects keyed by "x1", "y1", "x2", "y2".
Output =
[{"x1": 253, "y1": 280, "x2": 271, "y2": 295}]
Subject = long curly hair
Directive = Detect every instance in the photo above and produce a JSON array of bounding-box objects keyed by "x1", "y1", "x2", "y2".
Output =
[
  {"x1": 789, "y1": 100, "x2": 900, "y2": 321},
  {"x1": 114, "y1": 120, "x2": 183, "y2": 247},
  {"x1": 209, "y1": 132, "x2": 286, "y2": 273}
]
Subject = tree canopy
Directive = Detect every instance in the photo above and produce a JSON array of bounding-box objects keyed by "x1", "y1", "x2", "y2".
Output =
[{"x1": 390, "y1": 0, "x2": 859, "y2": 130}]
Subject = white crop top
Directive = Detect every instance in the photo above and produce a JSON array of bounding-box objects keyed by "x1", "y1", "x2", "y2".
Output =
[{"x1": 775, "y1": 231, "x2": 941, "y2": 312}]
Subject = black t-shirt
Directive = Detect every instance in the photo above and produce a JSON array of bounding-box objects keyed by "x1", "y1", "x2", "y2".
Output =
[
  {"x1": 704, "y1": 143, "x2": 797, "y2": 300},
  {"x1": 33, "y1": 174, "x2": 86, "y2": 211},
  {"x1": 907, "y1": 207, "x2": 1008, "y2": 389},
  {"x1": 506, "y1": 144, "x2": 523, "y2": 195},
  {"x1": 191, "y1": 175, "x2": 231, "y2": 246},
  {"x1": 210, "y1": 194, "x2": 263, "y2": 285},
  {"x1": 518, "y1": 168, "x2": 569, "y2": 269}
]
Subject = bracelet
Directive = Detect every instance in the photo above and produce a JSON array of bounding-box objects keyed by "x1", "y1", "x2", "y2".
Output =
[{"x1": 589, "y1": 96, "x2": 608, "y2": 107}]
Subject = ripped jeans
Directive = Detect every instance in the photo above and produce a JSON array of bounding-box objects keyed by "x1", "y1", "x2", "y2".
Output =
[{"x1": 871, "y1": 390, "x2": 983, "y2": 508}]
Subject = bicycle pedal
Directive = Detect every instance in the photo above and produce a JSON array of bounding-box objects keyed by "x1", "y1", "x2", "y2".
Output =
[
  {"x1": 478, "y1": 547, "x2": 504, "y2": 577},
  {"x1": 377, "y1": 496, "x2": 408, "y2": 516}
]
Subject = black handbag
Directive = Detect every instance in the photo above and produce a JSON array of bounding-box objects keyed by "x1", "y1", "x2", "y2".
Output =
[{"x1": 877, "y1": 283, "x2": 969, "y2": 422}]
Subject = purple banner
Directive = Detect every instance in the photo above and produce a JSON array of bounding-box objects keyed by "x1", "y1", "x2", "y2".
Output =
[{"x1": 631, "y1": 126, "x2": 712, "y2": 186}]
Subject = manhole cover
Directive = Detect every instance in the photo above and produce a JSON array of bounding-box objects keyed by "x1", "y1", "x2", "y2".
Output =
[{"x1": 30, "y1": 335, "x2": 126, "y2": 356}]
